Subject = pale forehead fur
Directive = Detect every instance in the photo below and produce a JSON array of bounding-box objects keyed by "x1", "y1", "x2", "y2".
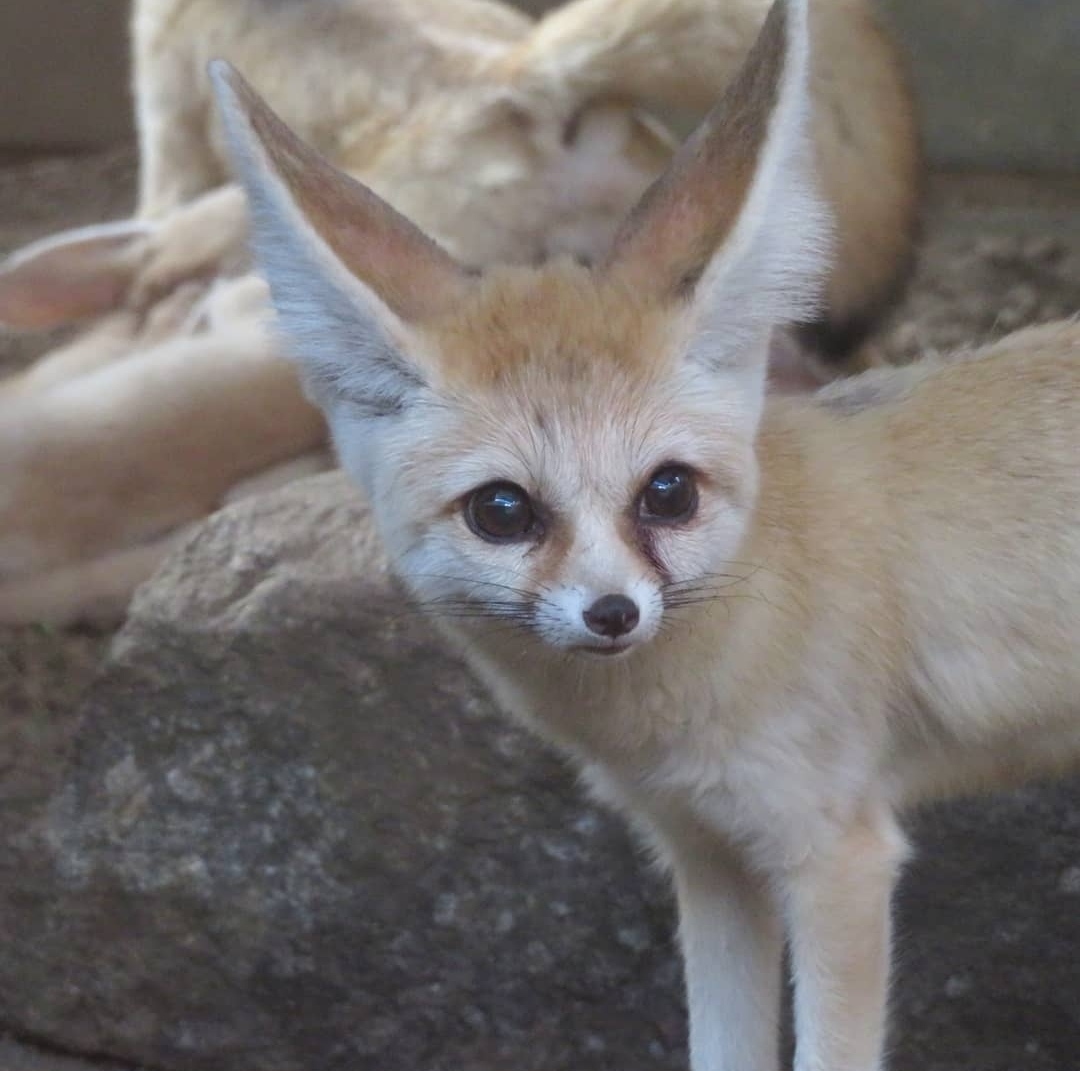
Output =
[
  {"x1": 424, "y1": 260, "x2": 681, "y2": 393},
  {"x1": 399, "y1": 262, "x2": 753, "y2": 517}
]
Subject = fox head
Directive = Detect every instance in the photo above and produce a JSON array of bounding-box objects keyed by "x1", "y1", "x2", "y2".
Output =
[{"x1": 212, "y1": 0, "x2": 830, "y2": 660}]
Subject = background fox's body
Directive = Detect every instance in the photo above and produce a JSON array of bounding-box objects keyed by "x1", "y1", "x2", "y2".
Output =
[
  {"x1": 133, "y1": 0, "x2": 534, "y2": 218},
  {"x1": 213, "y1": 0, "x2": 1080, "y2": 1066},
  {"x1": 135, "y1": 0, "x2": 919, "y2": 343}
]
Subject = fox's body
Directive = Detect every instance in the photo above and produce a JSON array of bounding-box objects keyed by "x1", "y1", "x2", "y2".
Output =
[
  {"x1": 212, "y1": 0, "x2": 1080, "y2": 1067},
  {"x1": 449, "y1": 325, "x2": 1080, "y2": 1069}
]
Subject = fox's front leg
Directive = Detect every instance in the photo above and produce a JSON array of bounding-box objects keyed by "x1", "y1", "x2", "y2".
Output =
[
  {"x1": 783, "y1": 803, "x2": 907, "y2": 1071},
  {"x1": 666, "y1": 830, "x2": 784, "y2": 1071}
]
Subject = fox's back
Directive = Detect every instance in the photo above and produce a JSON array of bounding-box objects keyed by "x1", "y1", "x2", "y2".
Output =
[
  {"x1": 882, "y1": 321, "x2": 1080, "y2": 562},
  {"x1": 842, "y1": 322, "x2": 1080, "y2": 793}
]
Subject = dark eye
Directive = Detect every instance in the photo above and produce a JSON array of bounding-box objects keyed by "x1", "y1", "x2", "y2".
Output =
[
  {"x1": 465, "y1": 482, "x2": 537, "y2": 542},
  {"x1": 639, "y1": 465, "x2": 698, "y2": 524}
]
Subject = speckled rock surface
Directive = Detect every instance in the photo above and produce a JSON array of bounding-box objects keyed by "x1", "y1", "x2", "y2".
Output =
[
  {"x1": 895, "y1": 789, "x2": 1080, "y2": 1070},
  {"x1": 0, "y1": 474, "x2": 684, "y2": 1071}
]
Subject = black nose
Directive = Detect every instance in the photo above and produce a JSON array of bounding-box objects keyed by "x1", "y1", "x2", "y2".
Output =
[{"x1": 583, "y1": 594, "x2": 640, "y2": 638}]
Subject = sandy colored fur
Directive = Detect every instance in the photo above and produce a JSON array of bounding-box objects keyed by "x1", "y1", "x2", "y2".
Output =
[
  {"x1": 473, "y1": 318, "x2": 1080, "y2": 809},
  {"x1": 505, "y1": 0, "x2": 922, "y2": 336},
  {"x1": 393, "y1": 274, "x2": 1080, "y2": 1071},
  {"x1": 428, "y1": 264, "x2": 675, "y2": 386},
  {"x1": 0, "y1": 321, "x2": 323, "y2": 577},
  {"x1": 213, "y1": 2, "x2": 1080, "y2": 1068},
  {"x1": 133, "y1": 0, "x2": 534, "y2": 216}
]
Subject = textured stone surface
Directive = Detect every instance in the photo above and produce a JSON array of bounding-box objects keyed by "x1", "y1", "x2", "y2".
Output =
[
  {"x1": 896, "y1": 790, "x2": 1080, "y2": 1070},
  {"x1": 0, "y1": 475, "x2": 685, "y2": 1071},
  {"x1": 0, "y1": 1035, "x2": 143, "y2": 1071}
]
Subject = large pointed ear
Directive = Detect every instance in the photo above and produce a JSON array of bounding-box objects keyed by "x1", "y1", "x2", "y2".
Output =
[
  {"x1": 601, "y1": 0, "x2": 831, "y2": 396},
  {"x1": 0, "y1": 220, "x2": 152, "y2": 330},
  {"x1": 209, "y1": 62, "x2": 476, "y2": 417}
]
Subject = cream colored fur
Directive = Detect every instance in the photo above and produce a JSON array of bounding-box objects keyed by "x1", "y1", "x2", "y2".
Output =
[
  {"x1": 505, "y1": 0, "x2": 921, "y2": 334},
  {"x1": 0, "y1": 0, "x2": 919, "y2": 624},
  {"x1": 212, "y1": 1, "x2": 1080, "y2": 1069}
]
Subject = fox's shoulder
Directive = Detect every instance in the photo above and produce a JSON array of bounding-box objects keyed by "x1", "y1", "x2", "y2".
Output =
[{"x1": 813, "y1": 320, "x2": 1080, "y2": 418}]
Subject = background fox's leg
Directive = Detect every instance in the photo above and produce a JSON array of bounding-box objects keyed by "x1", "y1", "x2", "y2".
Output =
[
  {"x1": 130, "y1": 186, "x2": 252, "y2": 308},
  {"x1": 0, "y1": 528, "x2": 192, "y2": 628},
  {"x1": 0, "y1": 321, "x2": 326, "y2": 582},
  {"x1": 0, "y1": 450, "x2": 335, "y2": 628},
  {"x1": 0, "y1": 279, "x2": 213, "y2": 401},
  {"x1": 0, "y1": 315, "x2": 140, "y2": 399}
]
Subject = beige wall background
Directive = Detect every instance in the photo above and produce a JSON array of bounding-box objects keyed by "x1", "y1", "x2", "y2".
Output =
[{"x1": 0, "y1": 0, "x2": 1077, "y2": 171}]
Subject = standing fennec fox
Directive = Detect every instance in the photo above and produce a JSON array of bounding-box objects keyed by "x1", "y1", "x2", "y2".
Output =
[{"x1": 215, "y1": 0, "x2": 1072, "y2": 1067}]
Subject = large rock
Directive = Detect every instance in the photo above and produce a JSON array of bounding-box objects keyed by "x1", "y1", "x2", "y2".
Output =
[
  {"x1": 0, "y1": 474, "x2": 684, "y2": 1071},
  {"x1": 0, "y1": 472, "x2": 1078, "y2": 1071}
]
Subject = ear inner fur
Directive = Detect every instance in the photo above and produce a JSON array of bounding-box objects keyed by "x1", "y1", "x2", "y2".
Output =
[
  {"x1": 212, "y1": 62, "x2": 474, "y2": 324},
  {"x1": 601, "y1": 0, "x2": 788, "y2": 299},
  {"x1": 0, "y1": 221, "x2": 153, "y2": 330}
]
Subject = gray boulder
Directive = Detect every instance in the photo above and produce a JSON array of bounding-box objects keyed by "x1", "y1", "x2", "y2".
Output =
[
  {"x1": 0, "y1": 474, "x2": 684, "y2": 1071},
  {"x1": 0, "y1": 472, "x2": 1077, "y2": 1071}
]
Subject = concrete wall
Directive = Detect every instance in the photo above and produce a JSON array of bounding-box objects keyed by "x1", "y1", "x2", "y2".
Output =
[
  {"x1": 0, "y1": 0, "x2": 1076, "y2": 172},
  {"x1": 877, "y1": 0, "x2": 1080, "y2": 173},
  {"x1": 0, "y1": 1, "x2": 130, "y2": 149}
]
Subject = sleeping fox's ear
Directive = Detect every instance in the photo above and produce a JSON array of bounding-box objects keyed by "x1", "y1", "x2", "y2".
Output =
[
  {"x1": 602, "y1": 0, "x2": 831, "y2": 402},
  {"x1": 210, "y1": 62, "x2": 476, "y2": 416},
  {"x1": 0, "y1": 220, "x2": 152, "y2": 330}
]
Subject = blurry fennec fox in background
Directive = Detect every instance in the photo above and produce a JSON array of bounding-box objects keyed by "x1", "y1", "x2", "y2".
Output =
[
  {"x1": 0, "y1": 0, "x2": 919, "y2": 625},
  {"x1": 130, "y1": 0, "x2": 919, "y2": 352},
  {"x1": 215, "y1": 0, "x2": 1080, "y2": 1067}
]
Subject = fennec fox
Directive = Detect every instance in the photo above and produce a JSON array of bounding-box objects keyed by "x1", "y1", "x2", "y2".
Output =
[{"x1": 215, "y1": 0, "x2": 1080, "y2": 1066}]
